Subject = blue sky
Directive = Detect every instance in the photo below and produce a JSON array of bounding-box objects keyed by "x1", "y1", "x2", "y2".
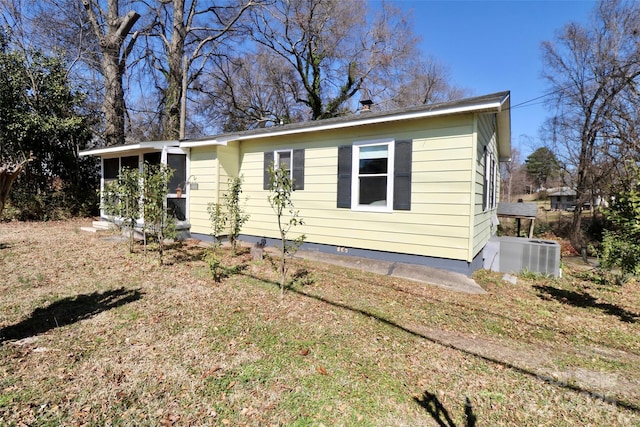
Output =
[{"x1": 388, "y1": 0, "x2": 596, "y2": 159}]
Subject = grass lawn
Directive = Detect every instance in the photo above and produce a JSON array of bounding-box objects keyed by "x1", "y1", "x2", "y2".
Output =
[{"x1": 0, "y1": 219, "x2": 639, "y2": 426}]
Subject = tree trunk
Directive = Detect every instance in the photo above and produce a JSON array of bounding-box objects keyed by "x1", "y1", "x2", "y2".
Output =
[
  {"x1": 84, "y1": 0, "x2": 140, "y2": 146},
  {"x1": 163, "y1": 0, "x2": 186, "y2": 140},
  {"x1": 0, "y1": 155, "x2": 33, "y2": 217},
  {"x1": 102, "y1": 49, "x2": 127, "y2": 146}
]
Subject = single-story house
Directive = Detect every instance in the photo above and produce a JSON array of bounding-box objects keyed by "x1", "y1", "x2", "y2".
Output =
[
  {"x1": 548, "y1": 187, "x2": 576, "y2": 210},
  {"x1": 81, "y1": 91, "x2": 511, "y2": 276}
]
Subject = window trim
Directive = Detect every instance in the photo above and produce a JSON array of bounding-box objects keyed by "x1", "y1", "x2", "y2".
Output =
[
  {"x1": 483, "y1": 146, "x2": 498, "y2": 212},
  {"x1": 264, "y1": 149, "x2": 305, "y2": 190},
  {"x1": 351, "y1": 139, "x2": 395, "y2": 212},
  {"x1": 274, "y1": 149, "x2": 293, "y2": 180}
]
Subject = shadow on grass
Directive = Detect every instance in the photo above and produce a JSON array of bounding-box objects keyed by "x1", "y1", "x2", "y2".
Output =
[
  {"x1": 0, "y1": 287, "x2": 143, "y2": 343},
  {"x1": 0, "y1": 243, "x2": 11, "y2": 250},
  {"x1": 169, "y1": 244, "x2": 208, "y2": 264},
  {"x1": 240, "y1": 271, "x2": 640, "y2": 413},
  {"x1": 413, "y1": 392, "x2": 476, "y2": 427},
  {"x1": 534, "y1": 284, "x2": 638, "y2": 323}
]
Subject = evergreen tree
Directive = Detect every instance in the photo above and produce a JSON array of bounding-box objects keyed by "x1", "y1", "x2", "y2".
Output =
[
  {"x1": 525, "y1": 147, "x2": 560, "y2": 190},
  {"x1": 0, "y1": 28, "x2": 98, "y2": 220}
]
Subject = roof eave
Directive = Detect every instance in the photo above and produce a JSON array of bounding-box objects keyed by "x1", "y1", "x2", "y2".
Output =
[
  {"x1": 180, "y1": 92, "x2": 511, "y2": 148},
  {"x1": 179, "y1": 136, "x2": 233, "y2": 148},
  {"x1": 79, "y1": 140, "x2": 180, "y2": 157}
]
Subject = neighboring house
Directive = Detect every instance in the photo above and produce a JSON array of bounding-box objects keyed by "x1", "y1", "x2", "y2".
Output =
[
  {"x1": 82, "y1": 91, "x2": 511, "y2": 276},
  {"x1": 548, "y1": 187, "x2": 576, "y2": 210}
]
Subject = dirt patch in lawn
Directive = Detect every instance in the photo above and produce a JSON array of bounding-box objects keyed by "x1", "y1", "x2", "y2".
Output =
[{"x1": 1, "y1": 219, "x2": 639, "y2": 426}]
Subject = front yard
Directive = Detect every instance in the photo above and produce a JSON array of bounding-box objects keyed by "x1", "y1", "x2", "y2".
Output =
[{"x1": 0, "y1": 220, "x2": 638, "y2": 426}]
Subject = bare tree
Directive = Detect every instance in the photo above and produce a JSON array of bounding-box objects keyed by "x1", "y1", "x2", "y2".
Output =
[
  {"x1": 83, "y1": 0, "x2": 141, "y2": 146},
  {"x1": 202, "y1": 48, "x2": 306, "y2": 131},
  {"x1": 248, "y1": 0, "x2": 422, "y2": 120},
  {"x1": 542, "y1": 0, "x2": 640, "y2": 249},
  {"x1": 144, "y1": 0, "x2": 257, "y2": 140},
  {"x1": 380, "y1": 54, "x2": 469, "y2": 110},
  {"x1": 500, "y1": 147, "x2": 522, "y2": 203}
]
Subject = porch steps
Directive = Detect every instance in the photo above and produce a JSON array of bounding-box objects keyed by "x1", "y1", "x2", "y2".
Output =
[
  {"x1": 80, "y1": 220, "x2": 115, "y2": 233},
  {"x1": 92, "y1": 220, "x2": 113, "y2": 230}
]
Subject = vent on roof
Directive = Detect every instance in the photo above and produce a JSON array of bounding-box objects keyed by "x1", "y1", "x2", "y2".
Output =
[{"x1": 483, "y1": 236, "x2": 561, "y2": 277}]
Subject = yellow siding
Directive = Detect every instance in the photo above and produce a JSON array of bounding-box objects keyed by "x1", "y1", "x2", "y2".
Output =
[
  {"x1": 228, "y1": 115, "x2": 475, "y2": 261},
  {"x1": 218, "y1": 142, "x2": 240, "y2": 187},
  {"x1": 472, "y1": 113, "x2": 498, "y2": 258},
  {"x1": 188, "y1": 143, "x2": 242, "y2": 236},
  {"x1": 188, "y1": 147, "x2": 219, "y2": 235}
]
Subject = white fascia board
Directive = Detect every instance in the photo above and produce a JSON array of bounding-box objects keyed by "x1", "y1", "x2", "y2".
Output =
[
  {"x1": 179, "y1": 100, "x2": 505, "y2": 148},
  {"x1": 180, "y1": 136, "x2": 235, "y2": 148},
  {"x1": 79, "y1": 140, "x2": 179, "y2": 157}
]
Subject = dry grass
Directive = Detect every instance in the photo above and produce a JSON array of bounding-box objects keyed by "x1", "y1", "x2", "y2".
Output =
[{"x1": 1, "y1": 220, "x2": 639, "y2": 426}]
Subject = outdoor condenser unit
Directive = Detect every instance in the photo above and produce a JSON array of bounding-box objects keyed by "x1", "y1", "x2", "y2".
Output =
[{"x1": 484, "y1": 236, "x2": 561, "y2": 277}]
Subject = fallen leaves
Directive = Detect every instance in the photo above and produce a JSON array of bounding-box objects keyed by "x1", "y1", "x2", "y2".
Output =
[
  {"x1": 160, "y1": 413, "x2": 180, "y2": 426},
  {"x1": 316, "y1": 365, "x2": 328, "y2": 375},
  {"x1": 202, "y1": 365, "x2": 221, "y2": 378},
  {"x1": 1, "y1": 220, "x2": 639, "y2": 426}
]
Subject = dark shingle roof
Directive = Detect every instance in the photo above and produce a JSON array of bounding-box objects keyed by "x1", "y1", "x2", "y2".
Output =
[
  {"x1": 497, "y1": 202, "x2": 538, "y2": 218},
  {"x1": 183, "y1": 91, "x2": 510, "y2": 144}
]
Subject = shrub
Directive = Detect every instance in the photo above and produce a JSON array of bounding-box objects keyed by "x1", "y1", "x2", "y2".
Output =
[
  {"x1": 224, "y1": 176, "x2": 249, "y2": 254},
  {"x1": 599, "y1": 163, "x2": 640, "y2": 280},
  {"x1": 267, "y1": 162, "x2": 306, "y2": 299}
]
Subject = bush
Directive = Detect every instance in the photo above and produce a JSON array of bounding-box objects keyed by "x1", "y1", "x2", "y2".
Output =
[
  {"x1": 599, "y1": 163, "x2": 640, "y2": 280},
  {"x1": 600, "y1": 231, "x2": 640, "y2": 277}
]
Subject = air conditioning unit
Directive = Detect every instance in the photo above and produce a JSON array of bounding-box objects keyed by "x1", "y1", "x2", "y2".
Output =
[{"x1": 483, "y1": 236, "x2": 561, "y2": 277}]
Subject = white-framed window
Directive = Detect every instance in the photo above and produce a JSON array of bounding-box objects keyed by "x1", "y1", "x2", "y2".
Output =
[
  {"x1": 483, "y1": 147, "x2": 498, "y2": 211},
  {"x1": 263, "y1": 149, "x2": 305, "y2": 190},
  {"x1": 275, "y1": 149, "x2": 293, "y2": 178},
  {"x1": 351, "y1": 139, "x2": 395, "y2": 212}
]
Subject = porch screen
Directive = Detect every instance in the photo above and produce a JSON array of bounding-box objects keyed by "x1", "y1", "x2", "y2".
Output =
[
  {"x1": 103, "y1": 158, "x2": 119, "y2": 183},
  {"x1": 167, "y1": 154, "x2": 186, "y2": 194}
]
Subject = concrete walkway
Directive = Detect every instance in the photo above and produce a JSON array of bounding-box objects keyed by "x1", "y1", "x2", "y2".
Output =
[{"x1": 294, "y1": 250, "x2": 487, "y2": 295}]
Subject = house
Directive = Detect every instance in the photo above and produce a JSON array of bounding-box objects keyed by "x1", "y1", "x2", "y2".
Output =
[
  {"x1": 81, "y1": 91, "x2": 511, "y2": 276},
  {"x1": 547, "y1": 187, "x2": 576, "y2": 210}
]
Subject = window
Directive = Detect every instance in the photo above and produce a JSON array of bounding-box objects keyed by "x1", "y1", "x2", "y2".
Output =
[
  {"x1": 263, "y1": 149, "x2": 305, "y2": 190},
  {"x1": 353, "y1": 142, "x2": 393, "y2": 210},
  {"x1": 275, "y1": 150, "x2": 292, "y2": 176},
  {"x1": 483, "y1": 147, "x2": 498, "y2": 211},
  {"x1": 337, "y1": 140, "x2": 412, "y2": 211}
]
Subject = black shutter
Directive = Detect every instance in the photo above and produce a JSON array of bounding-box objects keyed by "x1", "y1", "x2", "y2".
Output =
[
  {"x1": 293, "y1": 149, "x2": 305, "y2": 190},
  {"x1": 263, "y1": 151, "x2": 274, "y2": 190},
  {"x1": 393, "y1": 139, "x2": 412, "y2": 210},
  {"x1": 337, "y1": 145, "x2": 352, "y2": 208}
]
